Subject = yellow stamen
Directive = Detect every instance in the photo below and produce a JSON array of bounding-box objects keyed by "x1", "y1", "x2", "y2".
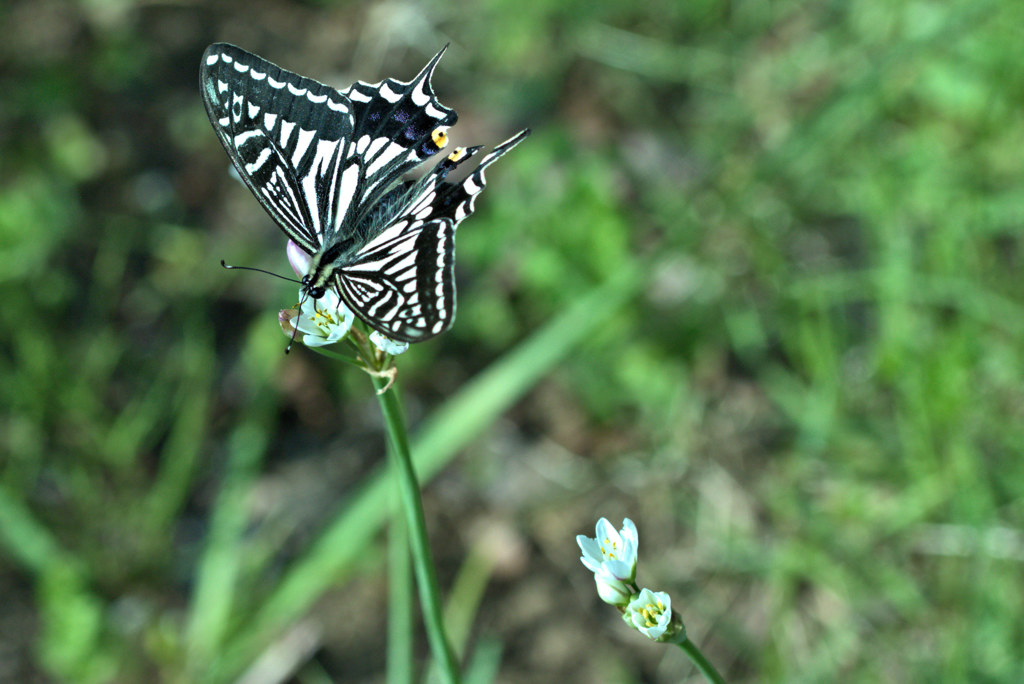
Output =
[{"x1": 311, "y1": 307, "x2": 338, "y2": 327}]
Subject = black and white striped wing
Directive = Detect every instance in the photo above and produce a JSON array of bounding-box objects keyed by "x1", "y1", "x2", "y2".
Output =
[
  {"x1": 401, "y1": 129, "x2": 531, "y2": 229},
  {"x1": 339, "y1": 48, "x2": 457, "y2": 224},
  {"x1": 336, "y1": 129, "x2": 530, "y2": 342},
  {"x1": 336, "y1": 218, "x2": 456, "y2": 342},
  {"x1": 200, "y1": 43, "x2": 356, "y2": 255},
  {"x1": 202, "y1": 43, "x2": 528, "y2": 345}
]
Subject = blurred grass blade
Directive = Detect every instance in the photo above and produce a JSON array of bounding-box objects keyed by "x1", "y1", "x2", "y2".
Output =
[
  {"x1": 210, "y1": 262, "x2": 644, "y2": 682},
  {"x1": 413, "y1": 260, "x2": 642, "y2": 470},
  {"x1": 786, "y1": 269, "x2": 1024, "y2": 338},
  {"x1": 144, "y1": 334, "x2": 215, "y2": 535},
  {"x1": 462, "y1": 637, "x2": 503, "y2": 684},
  {"x1": 444, "y1": 544, "x2": 495, "y2": 658},
  {"x1": 425, "y1": 538, "x2": 501, "y2": 683},
  {"x1": 38, "y1": 562, "x2": 118, "y2": 684},
  {"x1": 102, "y1": 365, "x2": 176, "y2": 468},
  {"x1": 185, "y1": 319, "x2": 284, "y2": 674},
  {"x1": 0, "y1": 487, "x2": 116, "y2": 682},
  {"x1": 574, "y1": 23, "x2": 722, "y2": 84},
  {"x1": 186, "y1": 419, "x2": 273, "y2": 669},
  {"x1": 233, "y1": 621, "x2": 323, "y2": 684},
  {"x1": 0, "y1": 485, "x2": 70, "y2": 573}
]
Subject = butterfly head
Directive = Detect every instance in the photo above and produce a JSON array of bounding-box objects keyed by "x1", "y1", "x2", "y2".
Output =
[
  {"x1": 300, "y1": 274, "x2": 327, "y2": 300},
  {"x1": 299, "y1": 245, "x2": 346, "y2": 301}
]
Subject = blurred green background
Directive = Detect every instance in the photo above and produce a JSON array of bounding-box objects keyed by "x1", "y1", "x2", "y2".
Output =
[{"x1": 2, "y1": 0, "x2": 1024, "y2": 681}]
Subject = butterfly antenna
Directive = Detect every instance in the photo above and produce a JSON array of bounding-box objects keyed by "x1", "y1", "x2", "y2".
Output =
[
  {"x1": 221, "y1": 260, "x2": 302, "y2": 285},
  {"x1": 220, "y1": 260, "x2": 305, "y2": 353}
]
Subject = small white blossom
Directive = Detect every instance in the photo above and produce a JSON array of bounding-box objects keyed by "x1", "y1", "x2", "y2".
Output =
[
  {"x1": 280, "y1": 287, "x2": 354, "y2": 347},
  {"x1": 369, "y1": 330, "x2": 410, "y2": 356},
  {"x1": 577, "y1": 517, "x2": 638, "y2": 581},
  {"x1": 577, "y1": 517, "x2": 639, "y2": 606},
  {"x1": 627, "y1": 588, "x2": 673, "y2": 641}
]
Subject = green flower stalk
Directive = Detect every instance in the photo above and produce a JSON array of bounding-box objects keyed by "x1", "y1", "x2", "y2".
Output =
[
  {"x1": 281, "y1": 240, "x2": 459, "y2": 683},
  {"x1": 372, "y1": 373, "x2": 460, "y2": 684}
]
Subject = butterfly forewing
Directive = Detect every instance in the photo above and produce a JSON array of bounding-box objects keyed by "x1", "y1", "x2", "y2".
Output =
[
  {"x1": 200, "y1": 43, "x2": 359, "y2": 253},
  {"x1": 336, "y1": 218, "x2": 456, "y2": 342}
]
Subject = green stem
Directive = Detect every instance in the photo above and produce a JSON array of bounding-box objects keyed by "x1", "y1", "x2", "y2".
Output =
[
  {"x1": 386, "y1": 491, "x2": 413, "y2": 684},
  {"x1": 310, "y1": 345, "x2": 365, "y2": 368},
  {"x1": 676, "y1": 637, "x2": 726, "y2": 684},
  {"x1": 373, "y1": 376, "x2": 461, "y2": 684}
]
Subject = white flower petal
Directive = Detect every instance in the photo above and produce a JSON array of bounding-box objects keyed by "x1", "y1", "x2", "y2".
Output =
[
  {"x1": 285, "y1": 286, "x2": 355, "y2": 347},
  {"x1": 577, "y1": 536, "x2": 605, "y2": 563},
  {"x1": 302, "y1": 334, "x2": 333, "y2": 347},
  {"x1": 578, "y1": 517, "x2": 641, "y2": 588},
  {"x1": 600, "y1": 559, "x2": 634, "y2": 582},
  {"x1": 594, "y1": 574, "x2": 631, "y2": 605},
  {"x1": 370, "y1": 330, "x2": 409, "y2": 355},
  {"x1": 621, "y1": 518, "x2": 638, "y2": 547},
  {"x1": 294, "y1": 316, "x2": 323, "y2": 336},
  {"x1": 594, "y1": 518, "x2": 616, "y2": 542},
  {"x1": 580, "y1": 555, "x2": 604, "y2": 574}
]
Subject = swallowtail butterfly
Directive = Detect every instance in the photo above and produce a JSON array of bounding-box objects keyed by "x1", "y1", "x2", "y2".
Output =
[{"x1": 200, "y1": 43, "x2": 529, "y2": 342}]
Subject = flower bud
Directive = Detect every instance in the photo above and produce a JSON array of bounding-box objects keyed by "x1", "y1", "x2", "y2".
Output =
[{"x1": 593, "y1": 566, "x2": 634, "y2": 606}]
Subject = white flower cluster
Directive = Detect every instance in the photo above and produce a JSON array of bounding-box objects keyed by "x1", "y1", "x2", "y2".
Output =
[
  {"x1": 279, "y1": 240, "x2": 409, "y2": 354},
  {"x1": 577, "y1": 517, "x2": 684, "y2": 643}
]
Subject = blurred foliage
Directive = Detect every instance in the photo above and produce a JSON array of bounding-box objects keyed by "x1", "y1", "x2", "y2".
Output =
[{"x1": 2, "y1": 0, "x2": 1024, "y2": 682}]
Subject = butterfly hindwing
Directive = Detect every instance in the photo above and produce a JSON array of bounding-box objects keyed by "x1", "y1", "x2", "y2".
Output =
[
  {"x1": 331, "y1": 129, "x2": 529, "y2": 341},
  {"x1": 402, "y1": 129, "x2": 531, "y2": 230},
  {"x1": 336, "y1": 217, "x2": 456, "y2": 342}
]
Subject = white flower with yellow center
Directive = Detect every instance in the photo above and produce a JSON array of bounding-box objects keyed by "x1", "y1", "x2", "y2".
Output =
[
  {"x1": 626, "y1": 588, "x2": 674, "y2": 641},
  {"x1": 279, "y1": 288, "x2": 355, "y2": 347},
  {"x1": 283, "y1": 240, "x2": 409, "y2": 353},
  {"x1": 577, "y1": 517, "x2": 638, "y2": 578},
  {"x1": 577, "y1": 517, "x2": 638, "y2": 605}
]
